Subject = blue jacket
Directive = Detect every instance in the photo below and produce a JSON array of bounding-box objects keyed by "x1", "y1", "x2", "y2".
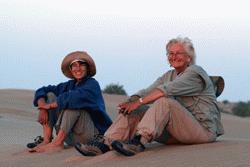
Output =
[{"x1": 33, "y1": 76, "x2": 112, "y2": 134}]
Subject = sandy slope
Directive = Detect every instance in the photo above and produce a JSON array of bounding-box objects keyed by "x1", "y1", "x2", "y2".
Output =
[{"x1": 0, "y1": 89, "x2": 250, "y2": 167}]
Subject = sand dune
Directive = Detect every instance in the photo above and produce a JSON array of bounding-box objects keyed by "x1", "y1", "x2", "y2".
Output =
[{"x1": 0, "y1": 89, "x2": 250, "y2": 167}]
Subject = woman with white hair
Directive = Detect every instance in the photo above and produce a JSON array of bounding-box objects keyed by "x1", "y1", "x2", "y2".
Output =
[
  {"x1": 75, "y1": 37, "x2": 224, "y2": 156},
  {"x1": 28, "y1": 51, "x2": 112, "y2": 153}
]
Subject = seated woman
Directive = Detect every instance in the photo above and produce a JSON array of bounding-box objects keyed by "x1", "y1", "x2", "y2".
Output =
[
  {"x1": 74, "y1": 37, "x2": 224, "y2": 156},
  {"x1": 28, "y1": 51, "x2": 112, "y2": 152}
]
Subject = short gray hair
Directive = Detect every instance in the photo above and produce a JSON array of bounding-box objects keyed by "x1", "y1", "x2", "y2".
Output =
[{"x1": 166, "y1": 37, "x2": 196, "y2": 65}]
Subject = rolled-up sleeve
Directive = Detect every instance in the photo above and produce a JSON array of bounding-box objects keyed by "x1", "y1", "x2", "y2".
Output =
[
  {"x1": 135, "y1": 74, "x2": 165, "y2": 97},
  {"x1": 33, "y1": 83, "x2": 67, "y2": 106}
]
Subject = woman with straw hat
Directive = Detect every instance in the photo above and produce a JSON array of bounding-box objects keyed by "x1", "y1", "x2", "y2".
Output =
[{"x1": 28, "y1": 51, "x2": 112, "y2": 153}]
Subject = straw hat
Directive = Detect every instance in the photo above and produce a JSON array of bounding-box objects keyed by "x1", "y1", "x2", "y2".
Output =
[
  {"x1": 209, "y1": 76, "x2": 225, "y2": 97},
  {"x1": 61, "y1": 51, "x2": 96, "y2": 79}
]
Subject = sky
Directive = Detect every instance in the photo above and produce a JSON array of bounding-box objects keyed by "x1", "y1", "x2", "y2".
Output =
[{"x1": 1, "y1": 0, "x2": 250, "y2": 102}]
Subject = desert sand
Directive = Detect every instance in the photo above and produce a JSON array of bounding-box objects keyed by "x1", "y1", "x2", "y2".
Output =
[{"x1": 0, "y1": 89, "x2": 250, "y2": 167}]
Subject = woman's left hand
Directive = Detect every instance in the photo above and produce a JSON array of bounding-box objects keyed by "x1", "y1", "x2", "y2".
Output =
[{"x1": 118, "y1": 100, "x2": 141, "y2": 115}]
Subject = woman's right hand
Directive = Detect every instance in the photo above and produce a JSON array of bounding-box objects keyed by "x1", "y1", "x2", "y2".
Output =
[{"x1": 37, "y1": 109, "x2": 48, "y2": 125}]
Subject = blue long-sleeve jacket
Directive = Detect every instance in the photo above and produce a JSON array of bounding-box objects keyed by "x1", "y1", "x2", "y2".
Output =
[{"x1": 33, "y1": 76, "x2": 112, "y2": 134}]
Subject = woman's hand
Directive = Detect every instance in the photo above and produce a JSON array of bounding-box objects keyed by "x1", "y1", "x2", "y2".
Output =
[
  {"x1": 118, "y1": 100, "x2": 141, "y2": 115},
  {"x1": 117, "y1": 89, "x2": 165, "y2": 115},
  {"x1": 38, "y1": 102, "x2": 58, "y2": 110},
  {"x1": 37, "y1": 109, "x2": 48, "y2": 125},
  {"x1": 37, "y1": 102, "x2": 57, "y2": 125}
]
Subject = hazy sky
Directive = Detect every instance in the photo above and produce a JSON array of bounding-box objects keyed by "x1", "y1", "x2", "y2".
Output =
[{"x1": 1, "y1": 0, "x2": 250, "y2": 102}]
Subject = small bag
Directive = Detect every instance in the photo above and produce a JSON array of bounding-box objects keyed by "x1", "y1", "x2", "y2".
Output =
[{"x1": 209, "y1": 76, "x2": 225, "y2": 97}]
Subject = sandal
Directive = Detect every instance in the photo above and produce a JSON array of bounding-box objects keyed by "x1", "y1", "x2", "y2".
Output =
[{"x1": 27, "y1": 136, "x2": 44, "y2": 149}]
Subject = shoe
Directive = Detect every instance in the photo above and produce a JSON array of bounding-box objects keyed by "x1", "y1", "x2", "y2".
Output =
[
  {"x1": 111, "y1": 134, "x2": 145, "y2": 156},
  {"x1": 74, "y1": 134, "x2": 110, "y2": 156},
  {"x1": 26, "y1": 136, "x2": 44, "y2": 148}
]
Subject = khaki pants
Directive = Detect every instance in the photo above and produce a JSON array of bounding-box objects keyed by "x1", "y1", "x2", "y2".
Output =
[
  {"x1": 56, "y1": 109, "x2": 99, "y2": 146},
  {"x1": 47, "y1": 93, "x2": 98, "y2": 145},
  {"x1": 104, "y1": 97, "x2": 216, "y2": 145}
]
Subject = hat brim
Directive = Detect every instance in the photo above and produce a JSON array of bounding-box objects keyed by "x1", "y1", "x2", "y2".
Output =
[{"x1": 61, "y1": 51, "x2": 96, "y2": 79}]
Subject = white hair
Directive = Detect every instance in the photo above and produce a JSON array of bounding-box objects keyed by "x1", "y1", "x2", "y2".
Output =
[{"x1": 166, "y1": 37, "x2": 196, "y2": 65}]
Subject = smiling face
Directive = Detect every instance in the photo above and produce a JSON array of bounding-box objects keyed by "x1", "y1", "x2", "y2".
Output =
[
  {"x1": 167, "y1": 43, "x2": 191, "y2": 74},
  {"x1": 69, "y1": 61, "x2": 88, "y2": 81}
]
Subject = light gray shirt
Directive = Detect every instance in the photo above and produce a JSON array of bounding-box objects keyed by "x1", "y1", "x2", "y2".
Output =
[{"x1": 136, "y1": 65, "x2": 224, "y2": 136}]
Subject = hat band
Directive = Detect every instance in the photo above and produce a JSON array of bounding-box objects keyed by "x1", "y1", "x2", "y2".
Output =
[{"x1": 69, "y1": 59, "x2": 87, "y2": 67}]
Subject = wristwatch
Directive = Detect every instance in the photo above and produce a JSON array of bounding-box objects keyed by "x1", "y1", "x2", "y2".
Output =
[{"x1": 138, "y1": 97, "x2": 143, "y2": 104}]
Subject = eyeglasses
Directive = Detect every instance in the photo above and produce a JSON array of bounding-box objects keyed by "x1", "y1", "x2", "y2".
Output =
[
  {"x1": 167, "y1": 52, "x2": 187, "y2": 57},
  {"x1": 70, "y1": 63, "x2": 87, "y2": 70}
]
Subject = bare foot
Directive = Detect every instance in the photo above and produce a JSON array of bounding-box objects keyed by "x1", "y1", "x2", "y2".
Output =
[
  {"x1": 37, "y1": 140, "x2": 50, "y2": 147},
  {"x1": 27, "y1": 140, "x2": 50, "y2": 152},
  {"x1": 29, "y1": 143, "x2": 63, "y2": 153}
]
